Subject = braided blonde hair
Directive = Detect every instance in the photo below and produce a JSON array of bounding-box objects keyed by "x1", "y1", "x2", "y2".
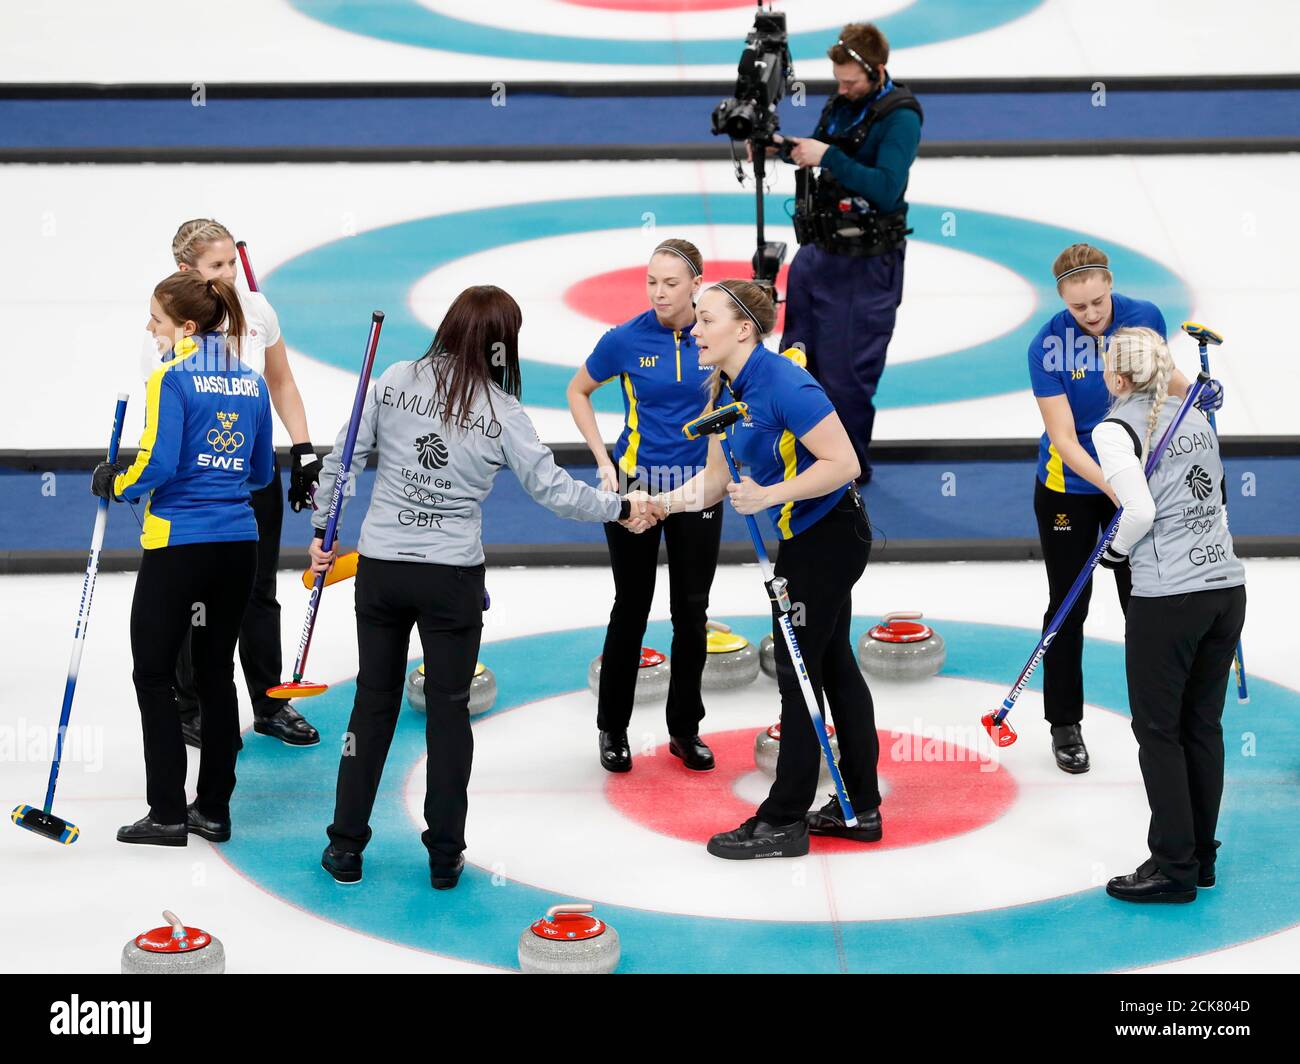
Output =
[
  {"x1": 172, "y1": 218, "x2": 235, "y2": 267},
  {"x1": 701, "y1": 280, "x2": 777, "y2": 410},
  {"x1": 1105, "y1": 326, "x2": 1174, "y2": 460}
]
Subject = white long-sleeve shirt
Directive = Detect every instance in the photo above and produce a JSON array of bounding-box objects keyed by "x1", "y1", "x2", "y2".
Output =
[{"x1": 1093, "y1": 419, "x2": 1156, "y2": 556}]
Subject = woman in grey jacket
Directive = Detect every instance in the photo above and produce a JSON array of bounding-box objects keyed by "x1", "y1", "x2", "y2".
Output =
[
  {"x1": 1093, "y1": 327, "x2": 1245, "y2": 904},
  {"x1": 309, "y1": 285, "x2": 661, "y2": 888}
]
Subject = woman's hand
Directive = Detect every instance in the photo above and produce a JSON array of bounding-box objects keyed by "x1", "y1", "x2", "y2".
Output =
[
  {"x1": 308, "y1": 535, "x2": 336, "y2": 575},
  {"x1": 726, "y1": 476, "x2": 771, "y2": 515},
  {"x1": 620, "y1": 490, "x2": 665, "y2": 533},
  {"x1": 597, "y1": 464, "x2": 620, "y2": 493}
]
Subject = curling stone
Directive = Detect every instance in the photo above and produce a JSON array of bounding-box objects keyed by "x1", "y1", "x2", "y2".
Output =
[
  {"x1": 121, "y1": 910, "x2": 224, "y2": 974},
  {"x1": 759, "y1": 634, "x2": 777, "y2": 678},
  {"x1": 857, "y1": 611, "x2": 946, "y2": 681},
  {"x1": 519, "y1": 903, "x2": 620, "y2": 975},
  {"x1": 754, "y1": 721, "x2": 839, "y2": 782},
  {"x1": 406, "y1": 661, "x2": 498, "y2": 716},
  {"x1": 701, "y1": 621, "x2": 760, "y2": 690},
  {"x1": 587, "y1": 647, "x2": 670, "y2": 704}
]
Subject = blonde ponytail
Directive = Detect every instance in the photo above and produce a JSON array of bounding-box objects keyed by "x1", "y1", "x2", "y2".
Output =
[{"x1": 1105, "y1": 326, "x2": 1175, "y2": 461}]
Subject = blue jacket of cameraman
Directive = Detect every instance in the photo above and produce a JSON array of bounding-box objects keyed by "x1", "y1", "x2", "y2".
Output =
[
  {"x1": 781, "y1": 77, "x2": 923, "y2": 485},
  {"x1": 815, "y1": 79, "x2": 922, "y2": 213}
]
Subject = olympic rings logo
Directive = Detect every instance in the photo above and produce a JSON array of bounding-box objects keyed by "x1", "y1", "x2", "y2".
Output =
[
  {"x1": 403, "y1": 484, "x2": 444, "y2": 506},
  {"x1": 206, "y1": 428, "x2": 246, "y2": 452}
]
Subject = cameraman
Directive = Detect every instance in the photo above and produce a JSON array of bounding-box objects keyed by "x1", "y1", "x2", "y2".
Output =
[{"x1": 777, "y1": 22, "x2": 922, "y2": 485}]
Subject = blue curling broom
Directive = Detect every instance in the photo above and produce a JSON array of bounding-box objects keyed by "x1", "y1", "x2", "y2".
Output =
[
  {"x1": 1181, "y1": 322, "x2": 1248, "y2": 704},
  {"x1": 267, "y1": 310, "x2": 384, "y2": 701},
  {"x1": 684, "y1": 402, "x2": 857, "y2": 827},
  {"x1": 983, "y1": 373, "x2": 1212, "y2": 747},
  {"x1": 12, "y1": 394, "x2": 129, "y2": 844}
]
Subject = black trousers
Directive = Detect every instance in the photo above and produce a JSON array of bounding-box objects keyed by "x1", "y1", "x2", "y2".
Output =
[
  {"x1": 758, "y1": 492, "x2": 880, "y2": 824},
  {"x1": 1033, "y1": 478, "x2": 1132, "y2": 726},
  {"x1": 175, "y1": 463, "x2": 284, "y2": 718},
  {"x1": 130, "y1": 541, "x2": 257, "y2": 823},
  {"x1": 597, "y1": 503, "x2": 723, "y2": 735},
  {"x1": 327, "y1": 555, "x2": 484, "y2": 864},
  {"x1": 1126, "y1": 586, "x2": 1246, "y2": 888}
]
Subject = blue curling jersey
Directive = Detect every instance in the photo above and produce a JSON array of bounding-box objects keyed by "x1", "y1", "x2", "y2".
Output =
[
  {"x1": 114, "y1": 333, "x2": 275, "y2": 549},
  {"x1": 1027, "y1": 292, "x2": 1166, "y2": 494},
  {"x1": 721, "y1": 344, "x2": 847, "y2": 539},
  {"x1": 585, "y1": 309, "x2": 710, "y2": 490}
]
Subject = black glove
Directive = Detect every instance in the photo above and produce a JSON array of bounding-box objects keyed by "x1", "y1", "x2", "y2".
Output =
[
  {"x1": 288, "y1": 443, "x2": 323, "y2": 513},
  {"x1": 90, "y1": 461, "x2": 124, "y2": 501},
  {"x1": 1098, "y1": 545, "x2": 1128, "y2": 571}
]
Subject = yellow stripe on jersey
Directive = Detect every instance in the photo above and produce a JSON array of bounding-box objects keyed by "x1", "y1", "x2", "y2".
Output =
[
  {"x1": 775, "y1": 429, "x2": 799, "y2": 540},
  {"x1": 618, "y1": 372, "x2": 642, "y2": 477},
  {"x1": 113, "y1": 349, "x2": 185, "y2": 497},
  {"x1": 140, "y1": 499, "x2": 172, "y2": 550},
  {"x1": 1044, "y1": 443, "x2": 1066, "y2": 493}
]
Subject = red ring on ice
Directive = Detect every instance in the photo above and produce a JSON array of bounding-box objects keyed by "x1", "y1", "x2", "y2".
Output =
[
  {"x1": 605, "y1": 727, "x2": 1018, "y2": 853},
  {"x1": 563, "y1": 261, "x2": 790, "y2": 332}
]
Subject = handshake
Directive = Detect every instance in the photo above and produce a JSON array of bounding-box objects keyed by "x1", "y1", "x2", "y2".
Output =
[{"x1": 619, "y1": 490, "x2": 668, "y2": 534}]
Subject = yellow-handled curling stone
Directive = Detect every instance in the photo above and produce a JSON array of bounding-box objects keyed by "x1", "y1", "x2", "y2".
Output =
[
  {"x1": 701, "y1": 621, "x2": 760, "y2": 690},
  {"x1": 406, "y1": 661, "x2": 497, "y2": 717}
]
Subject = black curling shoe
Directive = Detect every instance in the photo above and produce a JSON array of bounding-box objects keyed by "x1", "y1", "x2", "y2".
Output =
[
  {"x1": 707, "y1": 816, "x2": 810, "y2": 860},
  {"x1": 1050, "y1": 724, "x2": 1090, "y2": 774},
  {"x1": 1107, "y1": 861, "x2": 1197, "y2": 904},
  {"x1": 186, "y1": 803, "x2": 231, "y2": 843},
  {"x1": 322, "y1": 845, "x2": 363, "y2": 885},
  {"x1": 117, "y1": 814, "x2": 187, "y2": 847},
  {"x1": 599, "y1": 730, "x2": 632, "y2": 773},
  {"x1": 255, "y1": 704, "x2": 320, "y2": 747},
  {"x1": 669, "y1": 734, "x2": 715, "y2": 771},
  {"x1": 1198, "y1": 867, "x2": 1216, "y2": 888},
  {"x1": 430, "y1": 854, "x2": 465, "y2": 891},
  {"x1": 178, "y1": 710, "x2": 244, "y2": 752},
  {"x1": 806, "y1": 797, "x2": 883, "y2": 842}
]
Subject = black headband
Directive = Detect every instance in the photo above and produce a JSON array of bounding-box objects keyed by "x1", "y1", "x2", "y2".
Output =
[{"x1": 712, "y1": 283, "x2": 764, "y2": 334}]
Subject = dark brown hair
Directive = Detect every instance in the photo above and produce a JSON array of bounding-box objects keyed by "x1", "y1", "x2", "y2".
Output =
[
  {"x1": 421, "y1": 285, "x2": 523, "y2": 424},
  {"x1": 153, "y1": 271, "x2": 246, "y2": 355},
  {"x1": 828, "y1": 23, "x2": 889, "y2": 70}
]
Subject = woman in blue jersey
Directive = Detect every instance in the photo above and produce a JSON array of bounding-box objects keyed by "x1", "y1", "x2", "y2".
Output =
[
  {"x1": 92, "y1": 271, "x2": 274, "y2": 846},
  {"x1": 567, "y1": 240, "x2": 722, "y2": 774},
  {"x1": 657, "y1": 280, "x2": 876, "y2": 860},
  {"x1": 1028, "y1": 243, "x2": 1221, "y2": 774}
]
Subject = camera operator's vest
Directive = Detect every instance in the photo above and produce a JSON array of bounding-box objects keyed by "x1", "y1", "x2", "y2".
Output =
[
  {"x1": 1104, "y1": 394, "x2": 1245, "y2": 598},
  {"x1": 794, "y1": 84, "x2": 923, "y2": 257}
]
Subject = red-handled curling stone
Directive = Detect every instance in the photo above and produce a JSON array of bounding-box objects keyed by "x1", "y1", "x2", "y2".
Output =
[
  {"x1": 857, "y1": 611, "x2": 946, "y2": 681},
  {"x1": 588, "y1": 646, "x2": 671, "y2": 703},
  {"x1": 754, "y1": 721, "x2": 839, "y2": 782},
  {"x1": 121, "y1": 910, "x2": 225, "y2": 974},
  {"x1": 518, "y1": 903, "x2": 620, "y2": 974}
]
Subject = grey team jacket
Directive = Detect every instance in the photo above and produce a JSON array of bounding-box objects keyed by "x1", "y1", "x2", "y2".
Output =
[
  {"x1": 313, "y1": 358, "x2": 621, "y2": 566},
  {"x1": 1097, "y1": 394, "x2": 1245, "y2": 598}
]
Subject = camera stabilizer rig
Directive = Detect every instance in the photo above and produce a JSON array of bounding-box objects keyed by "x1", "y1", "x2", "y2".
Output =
[{"x1": 711, "y1": 3, "x2": 794, "y2": 288}]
